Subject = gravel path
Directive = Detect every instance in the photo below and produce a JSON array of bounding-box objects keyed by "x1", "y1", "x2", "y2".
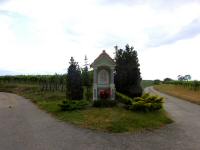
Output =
[{"x1": 0, "y1": 88, "x2": 200, "y2": 150}]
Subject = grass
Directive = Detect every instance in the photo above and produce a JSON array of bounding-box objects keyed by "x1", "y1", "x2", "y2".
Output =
[
  {"x1": 0, "y1": 83, "x2": 172, "y2": 133},
  {"x1": 141, "y1": 80, "x2": 154, "y2": 89},
  {"x1": 38, "y1": 101, "x2": 172, "y2": 133},
  {"x1": 154, "y1": 84, "x2": 200, "y2": 105}
]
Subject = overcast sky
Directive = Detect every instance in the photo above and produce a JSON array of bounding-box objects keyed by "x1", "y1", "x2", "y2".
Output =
[{"x1": 0, "y1": 0, "x2": 200, "y2": 80}]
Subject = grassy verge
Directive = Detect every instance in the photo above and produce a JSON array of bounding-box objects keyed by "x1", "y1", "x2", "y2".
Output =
[
  {"x1": 0, "y1": 83, "x2": 172, "y2": 133},
  {"x1": 141, "y1": 80, "x2": 154, "y2": 89},
  {"x1": 154, "y1": 84, "x2": 200, "y2": 105}
]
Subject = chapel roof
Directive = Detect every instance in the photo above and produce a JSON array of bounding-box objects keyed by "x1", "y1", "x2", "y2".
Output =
[{"x1": 91, "y1": 50, "x2": 116, "y2": 68}]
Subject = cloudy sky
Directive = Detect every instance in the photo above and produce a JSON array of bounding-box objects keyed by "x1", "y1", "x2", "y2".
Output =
[{"x1": 0, "y1": 0, "x2": 200, "y2": 80}]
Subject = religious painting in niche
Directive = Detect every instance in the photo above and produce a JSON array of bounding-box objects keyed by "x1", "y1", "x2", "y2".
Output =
[{"x1": 98, "y1": 69, "x2": 109, "y2": 84}]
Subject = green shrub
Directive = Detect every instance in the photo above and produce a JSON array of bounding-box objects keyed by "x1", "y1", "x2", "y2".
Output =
[
  {"x1": 145, "y1": 95, "x2": 163, "y2": 103},
  {"x1": 93, "y1": 100, "x2": 117, "y2": 108},
  {"x1": 150, "y1": 102, "x2": 162, "y2": 111},
  {"x1": 116, "y1": 92, "x2": 132, "y2": 105},
  {"x1": 59, "y1": 100, "x2": 89, "y2": 111},
  {"x1": 128, "y1": 94, "x2": 163, "y2": 112},
  {"x1": 133, "y1": 97, "x2": 144, "y2": 102},
  {"x1": 141, "y1": 93, "x2": 150, "y2": 99},
  {"x1": 116, "y1": 92, "x2": 163, "y2": 112},
  {"x1": 128, "y1": 101, "x2": 146, "y2": 111}
]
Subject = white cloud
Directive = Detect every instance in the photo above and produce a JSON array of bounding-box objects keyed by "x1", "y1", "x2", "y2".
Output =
[
  {"x1": 140, "y1": 34, "x2": 200, "y2": 80},
  {"x1": 0, "y1": 0, "x2": 200, "y2": 79}
]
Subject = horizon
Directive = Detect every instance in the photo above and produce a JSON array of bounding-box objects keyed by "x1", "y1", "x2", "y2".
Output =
[{"x1": 0, "y1": 0, "x2": 200, "y2": 80}]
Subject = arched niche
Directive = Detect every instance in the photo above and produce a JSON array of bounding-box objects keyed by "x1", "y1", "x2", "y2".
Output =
[{"x1": 98, "y1": 69, "x2": 109, "y2": 84}]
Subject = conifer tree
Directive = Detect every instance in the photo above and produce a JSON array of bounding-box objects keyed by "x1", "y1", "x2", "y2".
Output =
[
  {"x1": 82, "y1": 56, "x2": 92, "y2": 100},
  {"x1": 67, "y1": 57, "x2": 83, "y2": 100},
  {"x1": 114, "y1": 44, "x2": 142, "y2": 97}
]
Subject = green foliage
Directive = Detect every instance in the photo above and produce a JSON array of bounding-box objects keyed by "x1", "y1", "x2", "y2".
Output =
[
  {"x1": 114, "y1": 44, "x2": 142, "y2": 98},
  {"x1": 59, "y1": 100, "x2": 89, "y2": 111},
  {"x1": 84, "y1": 87, "x2": 92, "y2": 101},
  {"x1": 93, "y1": 100, "x2": 117, "y2": 108},
  {"x1": 67, "y1": 57, "x2": 83, "y2": 100},
  {"x1": 128, "y1": 93, "x2": 163, "y2": 112},
  {"x1": 116, "y1": 92, "x2": 132, "y2": 105},
  {"x1": 154, "y1": 79, "x2": 162, "y2": 85},
  {"x1": 0, "y1": 74, "x2": 66, "y2": 92},
  {"x1": 141, "y1": 93, "x2": 150, "y2": 99},
  {"x1": 165, "y1": 80, "x2": 200, "y2": 91},
  {"x1": 82, "y1": 56, "x2": 92, "y2": 100},
  {"x1": 116, "y1": 92, "x2": 163, "y2": 112},
  {"x1": 82, "y1": 68, "x2": 91, "y2": 87},
  {"x1": 141, "y1": 80, "x2": 154, "y2": 89},
  {"x1": 133, "y1": 97, "x2": 144, "y2": 102},
  {"x1": 163, "y1": 78, "x2": 173, "y2": 84},
  {"x1": 178, "y1": 75, "x2": 191, "y2": 81},
  {"x1": 129, "y1": 101, "x2": 146, "y2": 111}
]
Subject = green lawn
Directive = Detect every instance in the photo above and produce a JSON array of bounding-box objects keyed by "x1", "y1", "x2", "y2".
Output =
[
  {"x1": 0, "y1": 83, "x2": 172, "y2": 133},
  {"x1": 38, "y1": 100, "x2": 172, "y2": 132}
]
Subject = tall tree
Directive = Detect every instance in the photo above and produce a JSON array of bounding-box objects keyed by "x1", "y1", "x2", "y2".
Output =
[
  {"x1": 82, "y1": 56, "x2": 92, "y2": 100},
  {"x1": 82, "y1": 56, "x2": 91, "y2": 87},
  {"x1": 114, "y1": 44, "x2": 142, "y2": 97},
  {"x1": 67, "y1": 57, "x2": 83, "y2": 100}
]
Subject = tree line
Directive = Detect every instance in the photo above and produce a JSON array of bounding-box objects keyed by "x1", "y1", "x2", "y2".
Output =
[{"x1": 154, "y1": 75, "x2": 200, "y2": 91}]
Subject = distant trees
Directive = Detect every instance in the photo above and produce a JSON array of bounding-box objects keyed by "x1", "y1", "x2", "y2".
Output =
[
  {"x1": 114, "y1": 44, "x2": 142, "y2": 97},
  {"x1": 66, "y1": 57, "x2": 83, "y2": 100},
  {"x1": 154, "y1": 79, "x2": 161, "y2": 85},
  {"x1": 178, "y1": 75, "x2": 191, "y2": 81},
  {"x1": 163, "y1": 78, "x2": 173, "y2": 84}
]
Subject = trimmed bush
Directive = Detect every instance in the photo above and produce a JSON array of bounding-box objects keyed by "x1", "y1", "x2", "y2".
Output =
[
  {"x1": 141, "y1": 93, "x2": 150, "y2": 99},
  {"x1": 133, "y1": 97, "x2": 144, "y2": 102},
  {"x1": 145, "y1": 95, "x2": 163, "y2": 103},
  {"x1": 59, "y1": 100, "x2": 89, "y2": 111},
  {"x1": 128, "y1": 94, "x2": 163, "y2": 112},
  {"x1": 93, "y1": 100, "x2": 116, "y2": 108},
  {"x1": 116, "y1": 92, "x2": 132, "y2": 105},
  {"x1": 129, "y1": 101, "x2": 146, "y2": 111}
]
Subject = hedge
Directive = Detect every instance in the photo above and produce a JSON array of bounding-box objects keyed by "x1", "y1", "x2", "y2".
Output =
[
  {"x1": 116, "y1": 92, "x2": 132, "y2": 105},
  {"x1": 59, "y1": 100, "x2": 89, "y2": 111},
  {"x1": 128, "y1": 93, "x2": 164, "y2": 112}
]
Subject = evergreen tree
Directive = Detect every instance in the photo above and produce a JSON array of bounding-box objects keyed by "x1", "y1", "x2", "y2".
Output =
[
  {"x1": 114, "y1": 44, "x2": 142, "y2": 97},
  {"x1": 82, "y1": 56, "x2": 92, "y2": 100},
  {"x1": 67, "y1": 57, "x2": 83, "y2": 100},
  {"x1": 82, "y1": 56, "x2": 91, "y2": 87}
]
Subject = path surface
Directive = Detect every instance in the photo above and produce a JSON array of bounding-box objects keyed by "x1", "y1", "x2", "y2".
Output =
[{"x1": 0, "y1": 88, "x2": 200, "y2": 150}]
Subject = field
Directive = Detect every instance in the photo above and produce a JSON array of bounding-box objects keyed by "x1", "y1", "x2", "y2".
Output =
[
  {"x1": 154, "y1": 84, "x2": 200, "y2": 105},
  {"x1": 141, "y1": 80, "x2": 154, "y2": 89},
  {"x1": 0, "y1": 83, "x2": 172, "y2": 133}
]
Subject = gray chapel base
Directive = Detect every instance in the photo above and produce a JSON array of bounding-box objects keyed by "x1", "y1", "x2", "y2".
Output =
[{"x1": 91, "y1": 50, "x2": 116, "y2": 100}]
